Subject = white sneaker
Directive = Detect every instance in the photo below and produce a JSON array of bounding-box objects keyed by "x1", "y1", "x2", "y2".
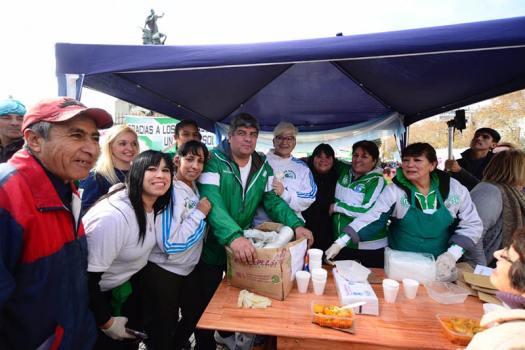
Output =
[{"x1": 214, "y1": 331, "x2": 235, "y2": 350}]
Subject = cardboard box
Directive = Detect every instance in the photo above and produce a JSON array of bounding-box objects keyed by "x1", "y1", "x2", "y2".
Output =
[
  {"x1": 332, "y1": 268, "x2": 379, "y2": 316},
  {"x1": 226, "y1": 223, "x2": 307, "y2": 301}
]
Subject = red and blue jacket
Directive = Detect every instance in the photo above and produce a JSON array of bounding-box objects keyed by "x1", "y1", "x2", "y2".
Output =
[{"x1": 0, "y1": 151, "x2": 96, "y2": 350}]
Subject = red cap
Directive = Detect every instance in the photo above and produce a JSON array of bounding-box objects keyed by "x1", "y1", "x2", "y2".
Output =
[{"x1": 22, "y1": 97, "x2": 114, "y2": 131}]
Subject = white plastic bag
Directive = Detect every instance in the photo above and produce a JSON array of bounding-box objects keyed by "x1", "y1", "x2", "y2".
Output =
[
  {"x1": 384, "y1": 247, "x2": 436, "y2": 284},
  {"x1": 243, "y1": 229, "x2": 278, "y2": 248},
  {"x1": 243, "y1": 226, "x2": 294, "y2": 249}
]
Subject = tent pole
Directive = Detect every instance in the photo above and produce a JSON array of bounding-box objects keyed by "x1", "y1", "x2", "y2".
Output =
[{"x1": 447, "y1": 124, "x2": 455, "y2": 159}]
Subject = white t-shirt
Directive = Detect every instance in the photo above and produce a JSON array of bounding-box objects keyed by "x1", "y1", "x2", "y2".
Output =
[
  {"x1": 239, "y1": 156, "x2": 252, "y2": 191},
  {"x1": 84, "y1": 189, "x2": 157, "y2": 291}
]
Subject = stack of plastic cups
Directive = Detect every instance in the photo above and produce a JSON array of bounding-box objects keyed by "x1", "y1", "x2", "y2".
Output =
[
  {"x1": 308, "y1": 248, "x2": 323, "y2": 271},
  {"x1": 311, "y1": 268, "x2": 328, "y2": 295},
  {"x1": 382, "y1": 279, "x2": 400, "y2": 303}
]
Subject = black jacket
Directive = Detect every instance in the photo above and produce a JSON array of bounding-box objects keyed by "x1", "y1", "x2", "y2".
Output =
[
  {"x1": 0, "y1": 137, "x2": 24, "y2": 163},
  {"x1": 451, "y1": 149, "x2": 495, "y2": 191}
]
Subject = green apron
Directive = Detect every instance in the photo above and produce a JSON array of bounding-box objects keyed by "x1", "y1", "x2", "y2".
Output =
[{"x1": 388, "y1": 181, "x2": 454, "y2": 258}]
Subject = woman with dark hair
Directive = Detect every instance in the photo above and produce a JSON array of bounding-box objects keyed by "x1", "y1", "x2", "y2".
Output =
[
  {"x1": 326, "y1": 143, "x2": 482, "y2": 281},
  {"x1": 302, "y1": 144, "x2": 338, "y2": 253},
  {"x1": 467, "y1": 228, "x2": 525, "y2": 349},
  {"x1": 141, "y1": 141, "x2": 211, "y2": 350},
  {"x1": 84, "y1": 150, "x2": 173, "y2": 350},
  {"x1": 327, "y1": 140, "x2": 387, "y2": 267},
  {"x1": 463, "y1": 149, "x2": 525, "y2": 267}
]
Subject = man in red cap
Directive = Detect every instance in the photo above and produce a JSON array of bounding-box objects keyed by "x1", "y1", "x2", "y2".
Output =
[{"x1": 0, "y1": 97, "x2": 113, "y2": 349}]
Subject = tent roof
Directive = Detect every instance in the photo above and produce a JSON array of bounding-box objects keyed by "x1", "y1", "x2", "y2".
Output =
[{"x1": 56, "y1": 16, "x2": 525, "y2": 133}]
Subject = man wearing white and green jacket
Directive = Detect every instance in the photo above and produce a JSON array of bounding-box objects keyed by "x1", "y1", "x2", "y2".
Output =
[{"x1": 195, "y1": 113, "x2": 313, "y2": 349}]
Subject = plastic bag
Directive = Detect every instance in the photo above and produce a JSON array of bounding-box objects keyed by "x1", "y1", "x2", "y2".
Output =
[
  {"x1": 244, "y1": 229, "x2": 277, "y2": 248},
  {"x1": 243, "y1": 226, "x2": 294, "y2": 249},
  {"x1": 384, "y1": 247, "x2": 436, "y2": 284}
]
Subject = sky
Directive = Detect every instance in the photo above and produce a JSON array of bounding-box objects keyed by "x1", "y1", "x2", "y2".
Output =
[{"x1": 2, "y1": 0, "x2": 525, "y2": 116}]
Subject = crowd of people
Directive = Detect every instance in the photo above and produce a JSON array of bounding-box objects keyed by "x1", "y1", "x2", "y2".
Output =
[{"x1": 0, "y1": 96, "x2": 524, "y2": 350}]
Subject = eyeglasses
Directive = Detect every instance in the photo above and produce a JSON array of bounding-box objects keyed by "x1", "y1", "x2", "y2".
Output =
[
  {"x1": 275, "y1": 136, "x2": 295, "y2": 143},
  {"x1": 499, "y1": 247, "x2": 515, "y2": 263}
]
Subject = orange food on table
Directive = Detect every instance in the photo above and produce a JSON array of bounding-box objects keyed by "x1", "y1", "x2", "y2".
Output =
[
  {"x1": 339, "y1": 309, "x2": 351, "y2": 318},
  {"x1": 312, "y1": 303, "x2": 355, "y2": 329},
  {"x1": 313, "y1": 304, "x2": 325, "y2": 314},
  {"x1": 437, "y1": 314, "x2": 483, "y2": 346}
]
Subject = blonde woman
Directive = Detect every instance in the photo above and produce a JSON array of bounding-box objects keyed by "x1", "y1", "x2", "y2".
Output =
[
  {"x1": 80, "y1": 125, "x2": 139, "y2": 212},
  {"x1": 463, "y1": 149, "x2": 525, "y2": 267}
]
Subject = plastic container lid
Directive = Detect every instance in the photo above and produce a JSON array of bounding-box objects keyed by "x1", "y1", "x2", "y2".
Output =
[
  {"x1": 443, "y1": 267, "x2": 459, "y2": 283},
  {"x1": 424, "y1": 282, "x2": 469, "y2": 304},
  {"x1": 436, "y1": 314, "x2": 482, "y2": 346},
  {"x1": 335, "y1": 260, "x2": 371, "y2": 282},
  {"x1": 483, "y1": 303, "x2": 506, "y2": 314}
]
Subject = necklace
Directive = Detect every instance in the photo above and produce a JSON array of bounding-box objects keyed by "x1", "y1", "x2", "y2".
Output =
[{"x1": 146, "y1": 211, "x2": 154, "y2": 232}]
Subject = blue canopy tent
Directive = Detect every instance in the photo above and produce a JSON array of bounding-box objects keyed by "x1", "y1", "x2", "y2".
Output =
[{"x1": 55, "y1": 16, "x2": 525, "y2": 151}]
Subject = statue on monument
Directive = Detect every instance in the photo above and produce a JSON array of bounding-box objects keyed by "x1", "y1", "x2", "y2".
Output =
[{"x1": 141, "y1": 9, "x2": 167, "y2": 45}]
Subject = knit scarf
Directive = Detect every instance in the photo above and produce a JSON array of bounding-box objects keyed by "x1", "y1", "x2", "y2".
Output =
[
  {"x1": 496, "y1": 291, "x2": 525, "y2": 310},
  {"x1": 494, "y1": 184, "x2": 525, "y2": 247}
]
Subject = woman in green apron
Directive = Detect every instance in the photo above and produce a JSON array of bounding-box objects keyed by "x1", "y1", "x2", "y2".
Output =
[
  {"x1": 83, "y1": 151, "x2": 174, "y2": 350},
  {"x1": 326, "y1": 143, "x2": 482, "y2": 280}
]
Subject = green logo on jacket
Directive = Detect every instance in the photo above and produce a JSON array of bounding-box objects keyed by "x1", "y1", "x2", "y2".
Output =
[
  {"x1": 185, "y1": 197, "x2": 196, "y2": 209},
  {"x1": 446, "y1": 194, "x2": 460, "y2": 206},
  {"x1": 284, "y1": 170, "x2": 296, "y2": 179}
]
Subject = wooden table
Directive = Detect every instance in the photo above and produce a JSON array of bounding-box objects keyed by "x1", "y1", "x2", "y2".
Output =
[{"x1": 197, "y1": 268, "x2": 484, "y2": 349}]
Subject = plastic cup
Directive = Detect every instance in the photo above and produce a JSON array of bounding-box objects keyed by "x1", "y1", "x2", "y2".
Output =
[
  {"x1": 312, "y1": 278, "x2": 327, "y2": 295},
  {"x1": 308, "y1": 248, "x2": 323, "y2": 262},
  {"x1": 296, "y1": 271, "x2": 311, "y2": 293},
  {"x1": 402, "y1": 278, "x2": 419, "y2": 299},
  {"x1": 309, "y1": 262, "x2": 322, "y2": 271},
  {"x1": 383, "y1": 279, "x2": 400, "y2": 303},
  {"x1": 311, "y1": 268, "x2": 327, "y2": 281}
]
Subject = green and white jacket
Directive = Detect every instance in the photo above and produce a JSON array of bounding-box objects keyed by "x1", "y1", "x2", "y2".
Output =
[
  {"x1": 343, "y1": 169, "x2": 482, "y2": 253},
  {"x1": 333, "y1": 162, "x2": 387, "y2": 249},
  {"x1": 197, "y1": 140, "x2": 304, "y2": 266}
]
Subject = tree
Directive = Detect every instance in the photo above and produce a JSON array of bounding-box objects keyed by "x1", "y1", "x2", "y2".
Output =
[
  {"x1": 472, "y1": 90, "x2": 524, "y2": 147},
  {"x1": 391, "y1": 89, "x2": 525, "y2": 152},
  {"x1": 380, "y1": 135, "x2": 398, "y2": 160}
]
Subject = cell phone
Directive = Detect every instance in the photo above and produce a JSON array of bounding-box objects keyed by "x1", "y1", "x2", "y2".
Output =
[{"x1": 125, "y1": 327, "x2": 148, "y2": 339}]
